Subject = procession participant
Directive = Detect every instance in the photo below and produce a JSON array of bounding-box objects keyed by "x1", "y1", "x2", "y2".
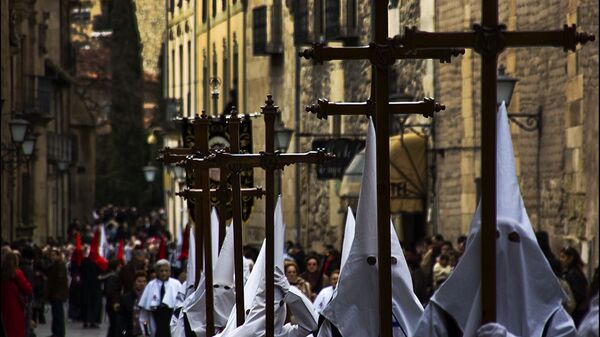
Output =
[
  {"x1": 180, "y1": 223, "x2": 236, "y2": 336},
  {"x1": 318, "y1": 119, "x2": 424, "y2": 337},
  {"x1": 313, "y1": 207, "x2": 354, "y2": 315},
  {"x1": 313, "y1": 270, "x2": 340, "y2": 314},
  {"x1": 81, "y1": 227, "x2": 108, "y2": 329},
  {"x1": 138, "y1": 259, "x2": 182, "y2": 337},
  {"x1": 68, "y1": 232, "x2": 84, "y2": 321},
  {"x1": 413, "y1": 103, "x2": 576, "y2": 337},
  {"x1": 218, "y1": 197, "x2": 318, "y2": 337}
]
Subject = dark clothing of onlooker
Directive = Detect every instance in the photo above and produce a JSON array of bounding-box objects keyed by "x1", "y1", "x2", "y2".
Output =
[
  {"x1": 117, "y1": 290, "x2": 143, "y2": 337},
  {"x1": 45, "y1": 261, "x2": 69, "y2": 301},
  {"x1": 50, "y1": 300, "x2": 66, "y2": 337},
  {"x1": 120, "y1": 261, "x2": 144, "y2": 293},
  {"x1": 300, "y1": 270, "x2": 328, "y2": 295},
  {"x1": 80, "y1": 257, "x2": 103, "y2": 326},
  {"x1": 102, "y1": 271, "x2": 122, "y2": 337},
  {"x1": 45, "y1": 260, "x2": 68, "y2": 337},
  {"x1": 562, "y1": 266, "x2": 589, "y2": 327}
]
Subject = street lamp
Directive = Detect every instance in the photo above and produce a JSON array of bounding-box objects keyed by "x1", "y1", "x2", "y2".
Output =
[
  {"x1": 143, "y1": 165, "x2": 159, "y2": 182},
  {"x1": 172, "y1": 164, "x2": 186, "y2": 182},
  {"x1": 496, "y1": 65, "x2": 541, "y2": 132},
  {"x1": 274, "y1": 121, "x2": 293, "y2": 153},
  {"x1": 9, "y1": 118, "x2": 30, "y2": 144},
  {"x1": 497, "y1": 64, "x2": 518, "y2": 107},
  {"x1": 210, "y1": 77, "x2": 221, "y2": 116},
  {"x1": 21, "y1": 134, "x2": 37, "y2": 157}
]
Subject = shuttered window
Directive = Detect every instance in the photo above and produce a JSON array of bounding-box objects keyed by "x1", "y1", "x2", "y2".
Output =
[{"x1": 252, "y1": 6, "x2": 267, "y2": 55}]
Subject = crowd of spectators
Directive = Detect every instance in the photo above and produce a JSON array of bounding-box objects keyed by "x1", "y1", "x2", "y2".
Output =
[{"x1": 1, "y1": 205, "x2": 597, "y2": 337}]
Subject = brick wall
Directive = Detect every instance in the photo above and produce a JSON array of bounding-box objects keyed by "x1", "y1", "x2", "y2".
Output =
[{"x1": 433, "y1": 0, "x2": 599, "y2": 270}]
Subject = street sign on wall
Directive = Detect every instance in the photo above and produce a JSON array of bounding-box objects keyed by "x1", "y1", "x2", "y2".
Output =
[{"x1": 311, "y1": 138, "x2": 365, "y2": 179}]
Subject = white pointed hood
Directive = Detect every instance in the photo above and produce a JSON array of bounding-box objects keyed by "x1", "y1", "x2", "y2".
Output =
[
  {"x1": 321, "y1": 118, "x2": 423, "y2": 337},
  {"x1": 422, "y1": 102, "x2": 567, "y2": 337},
  {"x1": 217, "y1": 196, "x2": 312, "y2": 337},
  {"x1": 340, "y1": 207, "x2": 356, "y2": 273},
  {"x1": 186, "y1": 225, "x2": 196, "y2": 292},
  {"x1": 211, "y1": 207, "x2": 220, "y2": 268},
  {"x1": 274, "y1": 196, "x2": 285, "y2": 270},
  {"x1": 214, "y1": 224, "x2": 235, "y2": 286},
  {"x1": 216, "y1": 240, "x2": 267, "y2": 336},
  {"x1": 184, "y1": 223, "x2": 237, "y2": 332}
]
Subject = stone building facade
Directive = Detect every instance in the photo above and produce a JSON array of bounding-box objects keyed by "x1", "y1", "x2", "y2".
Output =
[
  {"x1": 432, "y1": 0, "x2": 599, "y2": 271},
  {"x1": 2, "y1": 0, "x2": 97, "y2": 244},
  {"x1": 162, "y1": 0, "x2": 598, "y2": 268}
]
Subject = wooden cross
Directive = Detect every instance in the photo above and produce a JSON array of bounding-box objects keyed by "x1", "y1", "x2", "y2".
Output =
[
  {"x1": 300, "y1": 13, "x2": 464, "y2": 337},
  {"x1": 180, "y1": 95, "x2": 333, "y2": 337},
  {"x1": 399, "y1": 1, "x2": 595, "y2": 325},
  {"x1": 159, "y1": 113, "x2": 257, "y2": 331}
]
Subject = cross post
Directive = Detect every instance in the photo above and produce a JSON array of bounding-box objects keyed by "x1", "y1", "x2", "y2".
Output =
[
  {"x1": 399, "y1": 1, "x2": 595, "y2": 324},
  {"x1": 299, "y1": 4, "x2": 462, "y2": 336},
  {"x1": 179, "y1": 95, "x2": 334, "y2": 337}
]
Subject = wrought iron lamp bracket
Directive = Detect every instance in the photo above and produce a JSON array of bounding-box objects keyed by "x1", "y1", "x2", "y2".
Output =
[
  {"x1": 563, "y1": 24, "x2": 596, "y2": 52},
  {"x1": 507, "y1": 107, "x2": 542, "y2": 132}
]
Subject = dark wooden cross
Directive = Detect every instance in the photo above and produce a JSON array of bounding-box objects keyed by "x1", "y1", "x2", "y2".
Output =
[
  {"x1": 399, "y1": 1, "x2": 595, "y2": 325},
  {"x1": 159, "y1": 113, "x2": 218, "y2": 336},
  {"x1": 160, "y1": 112, "x2": 261, "y2": 332},
  {"x1": 300, "y1": 16, "x2": 464, "y2": 337},
  {"x1": 180, "y1": 95, "x2": 334, "y2": 337}
]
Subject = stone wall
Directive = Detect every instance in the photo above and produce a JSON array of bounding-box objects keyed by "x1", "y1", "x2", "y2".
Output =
[{"x1": 433, "y1": 0, "x2": 599, "y2": 270}]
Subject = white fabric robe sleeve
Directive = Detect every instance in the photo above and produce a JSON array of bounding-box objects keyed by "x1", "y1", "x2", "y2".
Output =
[
  {"x1": 544, "y1": 308, "x2": 576, "y2": 337},
  {"x1": 413, "y1": 303, "x2": 454, "y2": 337}
]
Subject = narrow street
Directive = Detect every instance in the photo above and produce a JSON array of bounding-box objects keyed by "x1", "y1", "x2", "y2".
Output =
[{"x1": 34, "y1": 304, "x2": 108, "y2": 337}]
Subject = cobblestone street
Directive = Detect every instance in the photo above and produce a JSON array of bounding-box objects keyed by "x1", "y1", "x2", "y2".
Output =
[{"x1": 33, "y1": 304, "x2": 108, "y2": 337}]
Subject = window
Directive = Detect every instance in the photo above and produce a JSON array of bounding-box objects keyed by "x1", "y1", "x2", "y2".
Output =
[
  {"x1": 203, "y1": 51, "x2": 208, "y2": 111},
  {"x1": 188, "y1": 41, "x2": 192, "y2": 116},
  {"x1": 346, "y1": 0, "x2": 357, "y2": 31},
  {"x1": 222, "y1": 0, "x2": 226, "y2": 12},
  {"x1": 252, "y1": 6, "x2": 267, "y2": 55},
  {"x1": 213, "y1": 0, "x2": 217, "y2": 17},
  {"x1": 293, "y1": 0, "x2": 308, "y2": 45},
  {"x1": 179, "y1": 44, "x2": 184, "y2": 99},
  {"x1": 325, "y1": 0, "x2": 340, "y2": 39},
  {"x1": 37, "y1": 77, "x2": 54, "y2": 115},
  {"x1": 202, "y1": 0, "x2": 208, "y2": 22},
  {"x1": 314, "y1": 0, "x2": 324, "y2": 41},
  {"x1": 233, "y1": 36, "x2": 239, "y2": 94},
  {"x1": 171, "y1": 49, "x2": 175, "y2": 97},
  {"x1": 222, "y1": 39, "x2": 229, "y2": 112},
  {"x1": 212, "y1": 47, "x2": 218, "y2": 115}
]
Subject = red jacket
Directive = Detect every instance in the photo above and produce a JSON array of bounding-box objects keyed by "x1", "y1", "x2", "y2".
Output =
[{"x1": 1, "y1": 268, "x2": 33, "y2": 337}]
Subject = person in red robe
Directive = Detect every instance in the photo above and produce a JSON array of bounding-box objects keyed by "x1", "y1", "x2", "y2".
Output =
[{"x1": 1, "y1": 249, "x2": 33, "y2": 337}]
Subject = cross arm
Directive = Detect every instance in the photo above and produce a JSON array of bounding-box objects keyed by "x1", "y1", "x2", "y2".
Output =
[
  {"x1": 504, "y1": 25, "x2": 595, "y2": 51},
  {"x1": 176, "y1": 187, "x2": 265, "y2": 199},
  {"x1": 299, "y1": 43, "x2": 465, "y2": 64},
  {"x1": 181, "y1": 150, "x2": 335, "y2": 170},
  {"x1": 305, "y1": 97, "x2": 445, "y2": 120},
  {"x1": 156, "y1": 147, "x2": 197, "y2": 164},
  {"x1": 401, "y1": 26, "x2": 476, "y2": 50},
  {"x1": 401, "y1": 24, "x2": 595, "y2": 54}
]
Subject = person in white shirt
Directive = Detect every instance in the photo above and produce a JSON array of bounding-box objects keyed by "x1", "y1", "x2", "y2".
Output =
[
  {"x1": 138, "y1": 259, "x2": 182, "y2": 337},
  {"x1": 313, "y1": 270, "x2": 339, "y2": 314}
]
